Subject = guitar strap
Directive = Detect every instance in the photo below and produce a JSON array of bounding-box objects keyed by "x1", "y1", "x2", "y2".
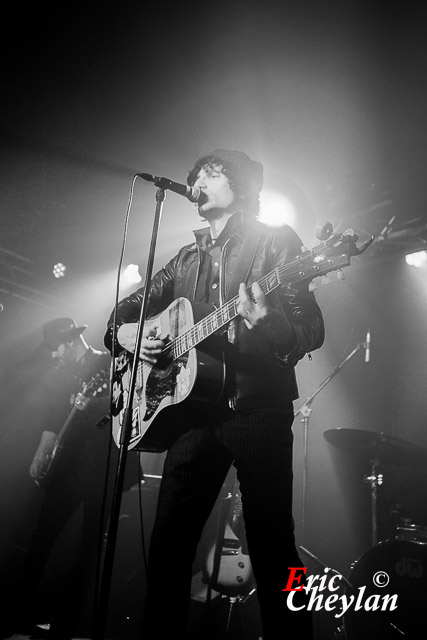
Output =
[{"x1": 224, "y1": 224, "x2": 261, "y2": 302}]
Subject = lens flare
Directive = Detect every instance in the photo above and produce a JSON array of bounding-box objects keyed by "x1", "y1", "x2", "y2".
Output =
[{"x1": 259, "y1": 190, "x2": 297, "y2": 228}]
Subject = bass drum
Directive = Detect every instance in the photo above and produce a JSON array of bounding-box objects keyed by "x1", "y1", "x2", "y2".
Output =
[{"x1": 344, "y1": 540, "x2": 427, "y2": 640}]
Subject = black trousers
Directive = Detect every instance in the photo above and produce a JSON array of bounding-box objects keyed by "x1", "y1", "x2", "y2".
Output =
[
  {"x1": 142, "y1": 403, "x2": 313, "y2": 639},
  {"x1": 16, "y1": 474, "x2": 105, "y2": 635}
]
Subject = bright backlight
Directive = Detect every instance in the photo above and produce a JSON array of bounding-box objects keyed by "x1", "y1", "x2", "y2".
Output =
[
  {"x1": 53, "y1": 262, "x2": 66, "y2": 278},
  {"x1": 123, "y1": 264, "x2": 142, "y2": 284},
  {"x1": 405, "y1": 251, "x2": 427, "y2": 267},
  {"x1": 259, "y1": 190, "x2": 297, "y2": 228}
]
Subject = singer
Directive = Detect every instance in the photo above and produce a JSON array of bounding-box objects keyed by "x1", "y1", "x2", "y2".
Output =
[{"x1": 104, "y1": 149, "x2": 325, "y2": 639}]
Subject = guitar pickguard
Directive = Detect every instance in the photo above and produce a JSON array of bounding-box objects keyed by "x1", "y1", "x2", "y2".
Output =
[
  {"x1": 143, "y1": 299, "x2": 191, "y2": 418},
  {"x1": 143, "y1": 355, "x2": 189, "y2": 420}
]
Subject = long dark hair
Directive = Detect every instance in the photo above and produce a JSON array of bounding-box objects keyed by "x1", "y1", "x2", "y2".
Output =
[{"x1": 187, "y1": 155, "x2": 261, "y2": 220}]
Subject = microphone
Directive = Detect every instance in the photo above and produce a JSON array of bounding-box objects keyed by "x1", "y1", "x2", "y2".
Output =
[
  {"x1": 364, "y1": 329, "x2": 371, "y2": 363},
  {"x1": 137, "y1": 173, "x2": 202, "y2": 204}
]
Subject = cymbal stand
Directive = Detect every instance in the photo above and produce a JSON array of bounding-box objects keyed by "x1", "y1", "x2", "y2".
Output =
[
  {"x1": 294, "y1": 339, "x2": 367, "y2": 543},
  {"x1": 364, "y1": 457, "x2": 383, "y2": 547}
]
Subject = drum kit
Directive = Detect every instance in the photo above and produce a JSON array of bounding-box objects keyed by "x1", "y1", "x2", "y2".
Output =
[{"x1": 322, "y1": 428, "x2": 427, "y2": 639}]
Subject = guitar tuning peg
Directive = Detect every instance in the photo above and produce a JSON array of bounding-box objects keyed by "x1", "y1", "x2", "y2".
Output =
[
  {"x1": 337, "y1": 269, "x2": 345, "y2": 281},
  {"x1": 321, "y1": 276, "x2": 331, "y2": 287},
  {"x1": 344, "y1": 228, "x2": 359, "y2": 241},
  {"x1": 309, "y1": 281, "x2": 318, "y2": 292}
]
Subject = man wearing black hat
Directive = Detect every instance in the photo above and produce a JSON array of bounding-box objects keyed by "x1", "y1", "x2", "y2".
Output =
[
  {"x1": 28, "y1": 318, "x2": 90, "y2": 482},
  {"x1": 105, "y1": 149, "x2": 325, "y2": 638},
  {"x1": 10, "y1": 318, "x2": 114, "y2": 639}
]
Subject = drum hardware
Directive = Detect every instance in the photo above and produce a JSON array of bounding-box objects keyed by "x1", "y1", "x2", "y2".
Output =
[
  {"x1": 324, "y1": 428, "x2": 427, "y2": 547},
  {"x1": 363, "y1": 458, "x2": 384, "y2": 546},
  {"x1": 298, "y1": 545, "x2": 350, "y2": 640},
  {"x1": 344, "y1": 540, "x2": 427, "y2": 639},
  {"x1": 323, "y1": 428, "x2": 427, "y2": 468},
  {"x1": 295, "y1": 336, "x2": 371, "y2": 544},
  {"x1": 395, "y1": 522, "x2": 427, "y2": 544},
  {"x1": 389, "y1": 502, "x2": 404, "y2": 529},
  {"x1": 323, "y1": 429, "x2": 427, "y2": 637}
]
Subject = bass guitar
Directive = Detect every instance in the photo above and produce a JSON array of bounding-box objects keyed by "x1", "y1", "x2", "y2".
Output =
[
  {"x1": 35, "y1": 369, "x2": 109, "y2": 487},
  {"x1": 110, "y1": 226, "x2": 373, "y2": 451}
]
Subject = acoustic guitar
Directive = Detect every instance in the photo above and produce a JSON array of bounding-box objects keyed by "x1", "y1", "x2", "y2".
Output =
[{"x1": 110, "y1": 226, "x2": 373, "y2": 451}]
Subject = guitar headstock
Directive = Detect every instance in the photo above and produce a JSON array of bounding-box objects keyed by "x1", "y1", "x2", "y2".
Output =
[
  {"x1": 283, "y1": 224, "x2": 374, "y2": 289},
  {"x1": 82, "y1": 369, "x2": 110, "y2": 398}
]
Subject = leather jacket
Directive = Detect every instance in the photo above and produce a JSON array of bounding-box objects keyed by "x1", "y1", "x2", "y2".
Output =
[{"x1": 104, "y1": 217, "x2": 324, "y2": 410}]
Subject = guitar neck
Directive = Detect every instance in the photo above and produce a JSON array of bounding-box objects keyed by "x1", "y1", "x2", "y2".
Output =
[
  {"x1": 170, "y1": 257, "x2": 308, "y2": 359},
  {"x1": 171, "y1": 269, "x2": 282, "y2": 358},
  {"x1": 166, "y1": 229, "x2": 361, "y2": 360},
  {"x1": 56, "y1": 405, "x2": 80, "y2": 443}
]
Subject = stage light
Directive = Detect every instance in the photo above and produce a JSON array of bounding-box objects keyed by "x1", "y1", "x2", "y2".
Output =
[
  {"x1": 259, "y1": 190, "x2": 297, "y2": 228},
  {"x1": 122, "y1": 263, "x2": 142, "y2": 284},
  {"x1": 405, "y1": 250, "x2": 427, "y2": 267},
  {"x1": 53, "y1": 262, "x2": 67, "y2": 278}
]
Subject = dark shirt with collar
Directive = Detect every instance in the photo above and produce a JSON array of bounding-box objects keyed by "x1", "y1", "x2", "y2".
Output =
[{"x1": 194, "y1": 213, "x2": 243, "y2": 306}]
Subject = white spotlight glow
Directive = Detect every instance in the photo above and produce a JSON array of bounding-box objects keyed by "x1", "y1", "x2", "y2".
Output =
[
  {"x1": 405, "y1": 251, "x2": 427, "y2": 267},
  {"x1": 122, "y1": 263, "x2": 142, "y2": 284},
  {"x1": 53, "y1": 262, "x2": 66, "y2": 278},
  {"x1": 259, "y1": 190, "x2": 297, "y2": 228}
]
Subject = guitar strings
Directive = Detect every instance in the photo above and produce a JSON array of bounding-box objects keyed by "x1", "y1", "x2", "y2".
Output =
[
  {"x1": 136, "y1": 236, "x2": 344, "y2": 363},
  {"x1": 162, "y1": 254, "x2": 318, "y2": 360}
]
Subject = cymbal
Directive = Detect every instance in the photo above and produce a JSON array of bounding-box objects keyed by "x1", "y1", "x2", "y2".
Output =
[{"x1": 323, "y1": 428, "x2": 427, "y2": 466}]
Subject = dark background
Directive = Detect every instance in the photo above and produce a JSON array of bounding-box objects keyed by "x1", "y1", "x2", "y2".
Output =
[{"x1": 1, "y1": 0, "x2": 427, "y2": 628}]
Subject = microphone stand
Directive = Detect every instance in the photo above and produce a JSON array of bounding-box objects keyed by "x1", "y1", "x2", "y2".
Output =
[
  {"x1": 295, "y1": 338, "x2": 367, "y2": 544},
  {"x1": 92, "y1": 186, "x2": 166, "y2": 640}
]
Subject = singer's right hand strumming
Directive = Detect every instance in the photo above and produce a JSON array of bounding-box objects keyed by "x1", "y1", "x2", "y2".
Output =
[{"x1": 117, "y1": 323, "x2": 165, "y2": 364}]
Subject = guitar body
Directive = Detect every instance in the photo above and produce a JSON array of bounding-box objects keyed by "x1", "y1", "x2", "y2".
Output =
[
  {"x1": 204, "y1": 524, "x2": 255, "y2": 597},
  {"x1": 36, "y1": 419, "x2": 77, "y2": 489},
  {"x1": 204, "y1": 474, "x2": 255, "y2": 597},
  {"x1": 111, "y1": 297, "x2": 226, "y2": 451}
]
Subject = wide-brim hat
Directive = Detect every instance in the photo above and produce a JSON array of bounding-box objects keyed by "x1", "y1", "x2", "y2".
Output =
[{"x1": 42, "y1": 317, "x2": 88, "y2": 351}]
